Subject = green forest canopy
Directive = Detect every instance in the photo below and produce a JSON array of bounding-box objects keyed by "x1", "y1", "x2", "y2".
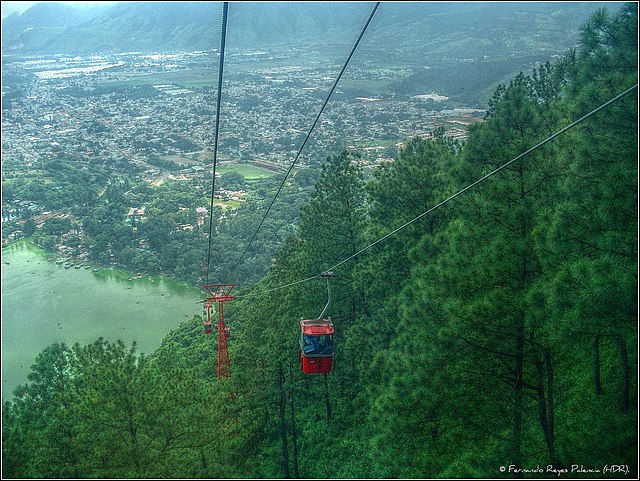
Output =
[{"x1": 2, "y1": 4, "x2": 637, "y2": 479}]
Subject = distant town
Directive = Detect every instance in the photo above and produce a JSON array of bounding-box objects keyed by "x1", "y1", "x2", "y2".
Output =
[{"x1": 2, "y1": 47, "x2": 485, "y2": 250}]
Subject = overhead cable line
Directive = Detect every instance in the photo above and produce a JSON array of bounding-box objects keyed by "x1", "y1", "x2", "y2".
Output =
[
  {"x1": 205, "y1": 1, "x2": 229, "y2": 285},
  {"x1": 234, "y1": 83, "x2": 638, "y2": 299},
  {"x1": 226, "y1": 2, "x2": 381, "y2": 280}
]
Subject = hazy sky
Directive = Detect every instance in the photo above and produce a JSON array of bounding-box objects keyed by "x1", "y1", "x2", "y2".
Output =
[
  {"x1": 1, "y1": 1, "x2": 121, "y2": 18},
  {"x1": 2, "y1": 1, "x2": 38, "y2": 18}
]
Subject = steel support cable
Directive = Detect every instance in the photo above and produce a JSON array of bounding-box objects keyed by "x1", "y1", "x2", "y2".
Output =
[
  {"x1": 234, "y1": 83, "x2": 638, "y2": 300},
  {"x1": 205, "y1": 1, "x2": 229, "y2": 285},
  {"x1": 226, "y1": 2, "x2": 381, "y2": 281}
]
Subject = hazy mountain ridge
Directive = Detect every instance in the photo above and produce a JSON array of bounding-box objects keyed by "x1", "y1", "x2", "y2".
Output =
[
  {"x1": 1, "y1": 1, "x2": 623, "y2": 57},
  {"x1": 0, "y1": 2, "x2": 624, "y2": 104},
  {"x1": 1, "y1": 2, "x2": 375, "y2": 54},
  {"x1": 1, "y1": 2, "x2": 114, "y2": 52}
]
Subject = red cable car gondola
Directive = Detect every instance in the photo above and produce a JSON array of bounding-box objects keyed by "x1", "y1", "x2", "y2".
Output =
[
  {"x1": 300, "y1": 318, "x2": 334, "y2": 374},
  {"x1": 203, "y1": 301, "x2": 213, "y2": 334},
  {"x1": 299, "y1": 271, "x2": 335, "y2": 374}
]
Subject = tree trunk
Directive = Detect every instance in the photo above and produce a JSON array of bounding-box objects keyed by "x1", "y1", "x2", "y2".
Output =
[
  {"x1": 512, "y1": 326, "x2": 524, "y2": 469},
  {"x1": 200, "y1": 450, "x2": 208, "y2": 472},
  {"x1": 288, "y1": 361, "x2": 300, "y2": 478},
  {"x1": 323, "y1": 373, "x2": 332, "y2": 423},
  {"x1": 536, "y1": 349, "x2": 560, "y2": 466},
  {"x1": 593, "y1": 334, "x2": 602, "y2": 395},
  {"x1": 535, "y1": 356, "x2": 552, "y2": 454},
  {"x1": 544, "y1": 349, "x2": 556, "y2": 458},
  {"x1": 511, "y1": 166, "x2": 527, "y2": 470},
  {"x1": 278, "y1": 364, "x2": 291, "y2": 478},
  {"x1": 616, "y1": 336, "x2": 629, "y2": 412}
]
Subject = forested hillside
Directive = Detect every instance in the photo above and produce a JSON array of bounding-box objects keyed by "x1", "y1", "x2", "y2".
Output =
[{"x1": 2, "y1": 4, "x2": 637, "y2": 478}]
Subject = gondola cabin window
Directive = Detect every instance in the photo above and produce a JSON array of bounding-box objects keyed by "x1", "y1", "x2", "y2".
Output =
[{"x1": 302, "y1": 334, "x2": 333, "y2": 355}]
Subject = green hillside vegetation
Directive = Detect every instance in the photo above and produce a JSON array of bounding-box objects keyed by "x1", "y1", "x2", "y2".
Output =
[
  {"x1": 390, "y1": 56, "x2": 545, "y2": 105},
  {"x1": 217, "y1": 163, "x2": 278, "y2": 180},
  {"x1": 2, "y1": 5, "x2": 637, "y2": 478}
]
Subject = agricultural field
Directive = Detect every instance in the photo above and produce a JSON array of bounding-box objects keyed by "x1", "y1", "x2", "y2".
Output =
[
  {"x1": 107, "y1": 71, "x2": 216, "y2": 89},
  {"x1": 216, "y1": 162, "x2": 278, "y2": 180}
]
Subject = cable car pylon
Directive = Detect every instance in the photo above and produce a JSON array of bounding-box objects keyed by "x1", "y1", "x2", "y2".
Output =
[
  {"x1": 201, "y1": 2, "x2": 231, "y2": 381},
  {"x1": 203, "y1": 283, "x2": 236, "y2": 378}
]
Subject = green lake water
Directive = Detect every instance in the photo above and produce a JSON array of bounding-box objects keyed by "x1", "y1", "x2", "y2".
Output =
[{"x1": 1, "y1": 241, "x2": 203, "y2": 400}]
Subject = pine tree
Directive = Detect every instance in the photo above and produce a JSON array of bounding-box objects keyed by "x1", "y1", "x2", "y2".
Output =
[{"x1": 534, "y1": 3, "x2": 637, "y2": 471}]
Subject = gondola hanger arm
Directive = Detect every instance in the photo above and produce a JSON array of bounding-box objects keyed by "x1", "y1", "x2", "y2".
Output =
[{"x1": 316, "y1": 271, "x2": 333, "y2": 321}]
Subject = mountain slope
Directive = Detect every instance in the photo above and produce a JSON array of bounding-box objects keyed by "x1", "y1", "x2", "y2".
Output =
[
  {"x1": 1, "y1": 1, "x2": 113, "y2": 53},
  {"x1": 1, "y1": 1, "x2": 623, "y2": 57}
]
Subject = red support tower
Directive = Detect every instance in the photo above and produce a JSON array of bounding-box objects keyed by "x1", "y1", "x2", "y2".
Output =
[{"x1": 203, "y1": 283, "x2": 236, "y2": 378}]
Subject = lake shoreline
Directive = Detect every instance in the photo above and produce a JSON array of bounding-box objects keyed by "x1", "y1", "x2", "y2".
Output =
[
  {"x1": 2, "y1": 240, "x2": 204, "y2": 400},
  {"x1": 2, "y1": 238, "x2": 205, "y2": 293}
]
